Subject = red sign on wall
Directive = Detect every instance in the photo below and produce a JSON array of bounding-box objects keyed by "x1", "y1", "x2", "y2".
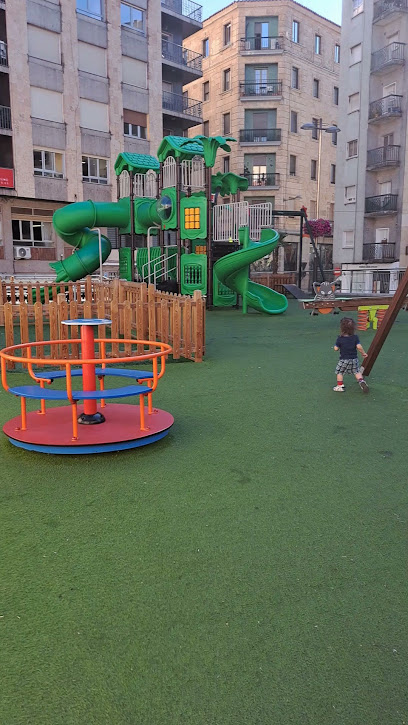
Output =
[{"x1": 0, "y1": 168, "x2": 14, "y2": 188}]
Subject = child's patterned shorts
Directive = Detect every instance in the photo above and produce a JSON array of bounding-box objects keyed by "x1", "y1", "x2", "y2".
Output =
[{"x1": 335, "y1": 358, "x2": 360, "y2": 375}]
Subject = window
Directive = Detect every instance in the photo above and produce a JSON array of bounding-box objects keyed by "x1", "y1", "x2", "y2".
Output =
[
  {"x1": 223, "y1": 112, "x2": 231, "y2": 135},
  {"x1": 203, "y1": 81, "x2": 209, "y2": 101},
  {"x1": 311, "y1": 159, "x2": 317, "y2": 180},
  {"x1": 203, "y1": 120, "x2": 209, "y2": 136},
  {"x1": 330, "y1": 164, "x2": 336, "y2": 184},
  {"x1": 33, "y1": 150, "x2": 64, "y2": 178},
  {"x1": 347, "y1": 139, "x2": 358, "y2": 158},
  {"x1": 292, "y1": 20, "x2": 300, "y2": 43},
  {"x1": 333, "y1": 86, "x2": 339, "y2": 105},
  {"x1": 122, "y1": 57, "x2": 147, "y2": 87},
  {"x1": 290, "y1": 111, "x2": 298, "y2": 133},
  {"x1": 223, "y1": 156, "x2": 230, "y2": 173},
  {"x1": 332, "y1": 128, "x2": 337, "y2": 146},
  {"x1": 315, "y1": 35, "x2": 321, "y2": 54},
  {"x1": 350, "y1": 43, "x2": 362, "y2": 64},
  {"x1": 291, "y1": 66, "x2": 299, "y2": 89},
  {"x1": 383, "y1": 133, "x2": 394, "y2": 147},
  {"x1": 312, "y1": 118, "x2": 319, "y2": 140},
  {"x1": 79, "y1": 99, "x2": 109, "y2": 131},
  {"x1": 383, "y1": 82, "x2": 396, "y2": 96},
  {"x1": 352, "y1": 0, "x2": 364, "y2": 16},
  {"x1": 310, "y1": 200, "x2": 317, "y2": 218},
  {"x1": 77, "y1": 0, "x2": 102, "y2": 19},
  {"x1": 223, "y1": 68, "x2": 231, "y2": 91},
  {"x1": 284, "y1": 242, "x2": 298, "y2": 271},
  {"x1": 31, "y1": 88, "x2": 63, "y2": 123},
  {"x1": 334, "y1": 44, "x2": 340, "y2": 63},
  {"x1": 78, "y1": 42, "x2": 107, "y2": 77},
  {"x1": 121, "y1": 3, "x2": 145, "y2": 33},
  {"x1": 348, "y1": 92, "x2": 360, "y2": 112},
  {"x1": 313, "y1": 78, "x2": 320, "y2": 98},
  {"x1": 27, "y1": 26, "x2": 61, "y2": 64},
  {"x1": 345, "y1": 185, "x2": 356, "y2": 203},
  {"x1": 82, "y1": 156, "x2": 108, "y2": 184},
  {"x1": 289, "y1": 155, "x2": 296, "y2": 176},
  {"x1": 202, "y1": 38, "x2": 209, "y2": 57},
  {"x1": 343, "y1": 230, "x2": 354, "y2": 248},
  {"x1": 124, "y1": 122, "x2": 146, "y2": 139},
  {"x1": 223, "y1": 23, "x2": 231, "y2": 46},
  {"x1": 12, "y1": 219, "x2": 53, "y2": 247}
]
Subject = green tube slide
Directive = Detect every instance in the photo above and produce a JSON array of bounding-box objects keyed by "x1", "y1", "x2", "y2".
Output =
[
  {"x1": 214, "y1": 227, "x2": 288, "y2": 315},
  {"x1": 51, "y1": 198, "x2": 130, "y2": 282}
]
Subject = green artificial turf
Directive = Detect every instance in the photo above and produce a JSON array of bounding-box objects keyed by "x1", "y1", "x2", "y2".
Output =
[{"x1": 0, "y1": 302, "x2": 407, "y2": 724}]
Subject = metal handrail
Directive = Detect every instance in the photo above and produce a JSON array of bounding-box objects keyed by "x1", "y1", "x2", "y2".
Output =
[
  {"x1": 0, "y1": 41, "x2": 7, "y2": 67},
  {"x1": 373, "y1": 0, "x2": 408, "y2": 22},
  {"x1": 244, "y1": 172, "x2": 280, "y2": 187},
  {"x1": 161, "y1": 40, "x2": 202, "y2": 71},
  {"x1": 239, "y1": 128, "x2": 281, "y2": 142},
  {"x1": 161, "y1": 0, "x2": 202, "y2": 22},
  {"x1": 365, "y1": 194, "x2": 398, "y2": 213},
  {"x1": 240, "y1": 36, "x2": 284, "y2": 51},
  {"x1": 368, "y1": 94, "x2": 403, "y2": 120},
  {"x1": 239, "y1": 81, "x2": 282, "y2": 97},
  {"x1": 367, "y1": 145, "x2": 400, "y2": 168},
  {"x1": 371, "y1": 42, "x2": 405, "y2": 71},
  {"x1": 162, "y1": 91, "x2": 202, "y2": 118},
  {"x1": 363, "y1": 243, "x2": 396, "y2": 261},
  {"x1": 0, "y1": 105, "x2": 11, "y2": 130}
]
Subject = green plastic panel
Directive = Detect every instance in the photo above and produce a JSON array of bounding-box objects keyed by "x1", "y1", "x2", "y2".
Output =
[
  {"x1": 165, "y1": 245, "x2": 185, "y2": 280},
  {"x1": 119, "y1": 247, "x2": 133, "y2": 281},
  {"x1": 180, "y1": 254, "x2": 207, "y2": 296},
  {"x1": 136, "y1": 247, "x2": 162, "y2": 283},
  {"x1": 213, "y1": 269, "x2": 237, "y2": 307},
  {"x1": 180, "y1": 196, "x2": 207, "y2": 240}
]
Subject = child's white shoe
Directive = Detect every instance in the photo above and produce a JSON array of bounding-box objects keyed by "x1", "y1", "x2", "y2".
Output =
[{"x1": 333, "y1": 384, "x2": 345, "y2": 392}]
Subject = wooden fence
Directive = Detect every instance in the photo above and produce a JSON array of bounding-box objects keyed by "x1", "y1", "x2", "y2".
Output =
[{"x1": 0, "y1": 278, "x2": 205, "y2": 366}]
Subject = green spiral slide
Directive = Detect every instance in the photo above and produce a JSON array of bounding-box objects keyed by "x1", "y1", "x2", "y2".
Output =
[{"x1": 214, "y1": 227, "x2": 288, "y2": 315}]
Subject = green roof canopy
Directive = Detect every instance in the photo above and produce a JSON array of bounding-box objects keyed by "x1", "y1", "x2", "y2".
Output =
[
  {"x1": 114, "y1": 152, "x2": 160, "y2": 176},
  {"x1": 157, "y1": 136, "x2": 205, "y2": 162},
  {"x1": 212, "y1": 172, "x2": 249, "y2": 196}
]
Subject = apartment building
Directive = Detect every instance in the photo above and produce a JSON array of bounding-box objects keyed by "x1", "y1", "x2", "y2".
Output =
[
  {"x1": 0, "y1": 0, "x2": 203, "y2": 277},
  {"x1": 185, "y1": 0, "x2": 340, "y2": 274},
  {"x1": 334, "y1": 0, "x2": 408, "y2": 291}
]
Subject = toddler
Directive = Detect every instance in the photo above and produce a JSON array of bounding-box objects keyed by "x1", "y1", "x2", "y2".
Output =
[{"x1": 333, "y1": 317, "x2": 369, "y2": 393}]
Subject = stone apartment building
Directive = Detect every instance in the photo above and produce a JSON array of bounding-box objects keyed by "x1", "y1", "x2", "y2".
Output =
[
  {"x1": 0, "y1": 0, "x2": 203, "y2": 277},
  {"x1": 334, "y1": 0, "x2": 408, "y2": 293},
  {"x1": 184, "y1": 0, "x2": 340, "y2": 274}
]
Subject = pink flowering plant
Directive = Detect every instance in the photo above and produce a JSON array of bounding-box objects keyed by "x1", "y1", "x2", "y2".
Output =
[{"x1": 303, "y1": 218, "x2": 332, "y2": 237}]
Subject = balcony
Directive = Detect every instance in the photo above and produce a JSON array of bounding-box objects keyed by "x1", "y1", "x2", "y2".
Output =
[
  {"x1": 368, "y1": 94, "x2": 403, "y2": 121},
  {"x1": 367, "y1": 145, "x2": 400, "y2": 169},
  {"x1": 0, "y1": 105, "x2": 11, "y2": 131},
  {"x1": 0, "y1": 41, "x2": 8, "y2": 68},
  {"x1": 239, "y1": 81, "x2": 282, "y2": 99},
  {"x1": 371, "y1": 42, "x2": 405, "y2": 72},
  {"x1": 161, "y1": 0, "x2": 202, "y2": 34},
  {"x1": 244, "y1": 172, "x2": 280, "y2": 189},
  {"x1": 162, "y1": 91, "x2": 202, "y2": 127},
  {"x1": 162, "y1": 40, "x2": 202, "y2": 83},
  {"x1": 363, "y1": 243, "x2": 397, "y2": 262},
  {"x1": 239, "y1": 128, "x2": 281, "y2": 144},
  {"x1": 240, "y1": 36, "x2": 284, "y2": 53},
  {"x1": 365, "y1": 194, "x2": 398, "y2": 214},
  {"x1": 373, "y1": 0, "x2": 408, "y2": 23}
]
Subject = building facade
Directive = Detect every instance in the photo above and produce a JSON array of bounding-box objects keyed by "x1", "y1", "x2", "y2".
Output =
[
  {"x1": 334, "y1": 0, "x2": 408, "y2": 292},
  {"x1": 0, "y1": 0, "x2": 203, "y2": 277},
  {"x1": 185, "y1": 0, "x2": 340, "y2": 275}
]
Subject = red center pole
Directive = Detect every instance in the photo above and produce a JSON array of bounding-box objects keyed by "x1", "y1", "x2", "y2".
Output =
[{"x1": 81, "y1": 325, "x2": 97, "y2": 416}]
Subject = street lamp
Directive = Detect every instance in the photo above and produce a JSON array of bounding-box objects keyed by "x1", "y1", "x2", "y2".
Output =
[{"x1": 301, "y1": 119, "x2": 340, "y2": 219}]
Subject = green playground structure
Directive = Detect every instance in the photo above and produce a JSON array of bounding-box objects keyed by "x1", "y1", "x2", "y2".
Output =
[{"x1": 50, "y1": 135, "x2": 288, "y2": 315}]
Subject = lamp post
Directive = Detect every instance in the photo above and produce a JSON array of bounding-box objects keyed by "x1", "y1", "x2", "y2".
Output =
[{"x1": 300, "y1": 120, "x2": 340, "y2": 219}]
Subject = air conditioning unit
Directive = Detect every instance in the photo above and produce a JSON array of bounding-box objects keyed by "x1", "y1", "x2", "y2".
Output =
[{"x1": 14, "y1": 246, "x2": 31, "y2": 260}]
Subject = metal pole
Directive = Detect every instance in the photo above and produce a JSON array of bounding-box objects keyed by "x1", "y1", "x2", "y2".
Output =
[
  {"x1": 206, "y1": 166, "x2": 213, "y2": 308},
  {"x1": 176, "y1": 157, "x2": 181, "y2": 292},
  {"x1": 298, "y1": 214, "x2": 303, "y2": 288},
  {"x1": 316, "y1": 120, "x2": 322, "y2": 219},
  {"x1": 97, "y1": 228, "x2": 103, "y2": 283},
  {"x1": 129, "y1": 171, "x2": 135, "y2": 281}
]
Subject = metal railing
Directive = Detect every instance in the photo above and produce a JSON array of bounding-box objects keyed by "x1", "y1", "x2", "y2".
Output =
[
  {"x1": 161, "y1": 40, "x2": 202, "y2": 71},
  {"x1": 239, "y1": 81, "x2": 282, "y2": 97},
  {"x1": 162, "y1": 91, "x2": 202, "y2": 119},
  {"x1": 371, "y1": 42, "x2": 405, "y2": 71},
  {"x1": 373, "y1": 0, "x2": 408, "y2": 22},
  {"x1": 367, "y1": 145, "x2": 400, "y2": 168},
  {"x1": 338, "y1": 268, "x2": 404, "y2": 295},
  {"x1": 363, "y1": 243, "x2": 396, "y2": 261},
  {"x1": 244, "y1": 172, "x2": 280, "y2": 187},
  {"x1": 365, "y1": 194, "x2": 398, "y2": 213},
  {"x1": 0, "y1": 41, "x2": 7, "y2": 67},
  {"x1": 161, "y1": 0, "x2": 202, "y2": 22},
  {"x1": 368, "y1": 94, "x2": 403, "y2": 120},
  {"x1": 239, "y1": 128, "x2": 281, "y2": 143},
  {"x1": 240, "y1": 36, "x2": 284, "y2": 51},
  {"x1": 0, "y1": 105, "x2": 11, "y2": 130}
]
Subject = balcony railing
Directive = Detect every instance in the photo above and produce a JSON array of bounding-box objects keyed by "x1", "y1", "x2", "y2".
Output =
[
  {"x1": 240, "y1": 36, "x2": 284, "y2": 52},
  {"x1": 161, "y1": 0, "x2": 202, "y2": 22},
  {"x1": 371, "y1": 42, "x2": 405, "y2": 71},
  {"x1": 365, "y1": 194, "x2": 398, "y2": 213},
  {"x1": 239, "y1": 81, "x2": 282, "y2": 98},
  {"x1": 244, "y1": 172, "x2": 280, "y2": 187},
  {"x1": 363, "y1": 243, "x2": 396, "y2": 261},
  {"x1": 367, "y1": 145, "x2": 400, "y2": 168},
  {"x1": 239, "y1": 128, "x2": 281, "y2": 143},
  {"x1": 162, "y1": 91, "x2": 202, "y2": 119},
  {"x1": 368, "y1": 94, "x2": 403, "y2": 120},
  {"x1": 0, "y1": 41, "x2": 7, "y2": 67},
  {"x1": 373, "y1": 0, "x2": 408, "y2": 22},
  {"x1": 0, "y1": 105, "x2": 11, "y2": 130},
  {"x1": 161, "y1": 40, "x2": 202, "y2": 71}
]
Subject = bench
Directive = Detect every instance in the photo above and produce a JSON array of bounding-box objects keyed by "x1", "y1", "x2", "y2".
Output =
[
  {"x1": 8, "y1": 384, "x2": 152, "y2": 401},
  {"x1": 35, "y1": 367, "x2": 154, "y2": 381}
]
